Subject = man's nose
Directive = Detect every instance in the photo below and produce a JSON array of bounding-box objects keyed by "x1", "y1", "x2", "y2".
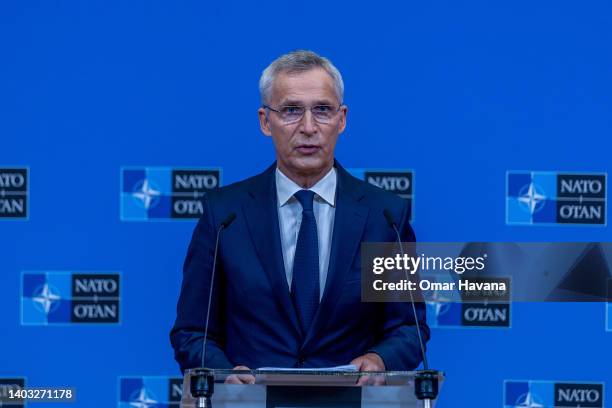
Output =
[{"x1": 300, "y1": 110, "x2": 317, "y2": 135}]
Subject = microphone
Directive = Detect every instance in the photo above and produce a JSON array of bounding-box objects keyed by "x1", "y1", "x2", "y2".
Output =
[
  {"x1": 383, "y1": 209, "x2": 396, "y2": 231},
  {"x1": 191, "y1": 212, "x2": 236, "y2": 408},
  {"x1": 383, "y1": 209, "x2": 438, "y2": 408},
  {"x1": 219, "y1": 212, "x2": 236, "y2": 229}
]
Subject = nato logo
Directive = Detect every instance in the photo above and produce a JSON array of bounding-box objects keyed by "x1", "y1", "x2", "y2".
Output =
[
  {"x1": 0, "y1": 378, "x2": 25, "y2": 407},
  {"x1": 0, "y1": 168, "x2": 28, "y2": 219},
  {"x1": 504, "y1": 380, "x2": 603, "y2": 407},
  {"x1": 425, "y1": 277, "x2": 511, "y2": 328},
  {"x1": 121, "y1": 167, "x2": 221, "y2": 221},
  {"x1": 118, "y1": 376, "x2": 182, "y2": 407},
  {"x1": 507, "y1": 171, "x2": 607, "y2": 225},
  {"x1": 21, "y1": 272, "x2": 121, "y2": 325},
  {"x1": 426, "y1": 301, "x2": 511, "y2": 329},
  {"x1": 349, "y1": 169, "x2": 414, "y2": 221}
]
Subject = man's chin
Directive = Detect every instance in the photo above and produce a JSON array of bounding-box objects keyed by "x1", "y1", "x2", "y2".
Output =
[{"x1": 291, "y1": 158, "x2": 332, "y2": 175}]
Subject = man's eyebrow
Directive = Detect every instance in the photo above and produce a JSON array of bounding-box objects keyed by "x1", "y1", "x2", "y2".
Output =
[
  {"x1": 278, "y1": 99, "x2": 304, "y2": 106},
  {"x1": 278, "y1": 99, "x2": 336, "y2": 106}
]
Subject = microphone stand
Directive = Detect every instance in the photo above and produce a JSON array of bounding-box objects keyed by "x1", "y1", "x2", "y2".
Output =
[
  {"x1": 383, "y1": 210, "x2": 440, "y2": 407},
  {"x1": 190, "y1": 213, "x2": 236, "y2": 408}
]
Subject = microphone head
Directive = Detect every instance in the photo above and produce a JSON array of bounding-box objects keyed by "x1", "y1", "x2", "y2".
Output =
[
  {"x1": 383, "y1": 209, "x2": 396, "y2": 228},
  {"x1": 221, "y1": 212, "x2": 237, "y2": 229}
]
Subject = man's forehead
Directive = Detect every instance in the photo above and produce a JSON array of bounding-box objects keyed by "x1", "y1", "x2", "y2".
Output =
[{"x1": 271, "y1": 68, "x2": 338, "y2": 104}]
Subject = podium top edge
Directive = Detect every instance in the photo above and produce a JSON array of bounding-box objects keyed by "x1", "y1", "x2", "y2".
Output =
[{"x1": 183, "y1": 368, "x2": 445, "y2": 378}]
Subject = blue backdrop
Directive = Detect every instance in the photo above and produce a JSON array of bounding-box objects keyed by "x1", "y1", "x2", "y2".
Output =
[{"x1": 1, "y1": 1, "x2": 610, "y2": 407}]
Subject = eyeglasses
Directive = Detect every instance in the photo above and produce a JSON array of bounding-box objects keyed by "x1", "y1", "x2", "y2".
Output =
[{"x1": 262, "y1": 104, "x2": 343, "y2": 124}]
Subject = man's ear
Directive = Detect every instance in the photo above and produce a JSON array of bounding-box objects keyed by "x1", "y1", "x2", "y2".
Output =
[
  {"x1": 258, "y1": 108, "x2": 272, "y2": 137},
  {"x1": 338, "y1": 105, "x2": 348, "y2": 134}
]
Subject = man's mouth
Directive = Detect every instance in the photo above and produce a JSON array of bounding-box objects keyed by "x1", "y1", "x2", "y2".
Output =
[{"x1": 295, "y1": 145, "x2": 321, "y2": 154}]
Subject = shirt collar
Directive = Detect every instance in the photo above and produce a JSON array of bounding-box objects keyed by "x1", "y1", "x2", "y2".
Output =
[{"x1": 276, "y1": 166, "x2": 337, "y2": 207}]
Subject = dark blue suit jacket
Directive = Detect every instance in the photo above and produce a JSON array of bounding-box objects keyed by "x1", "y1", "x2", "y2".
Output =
[{"x1": 170, "y1": 162, "x2": 429, "y2": 372}]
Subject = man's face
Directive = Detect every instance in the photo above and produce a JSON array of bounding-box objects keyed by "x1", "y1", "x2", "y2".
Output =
[{"x1": 258, "y1": 68, "x2": 347, "y2": 179}]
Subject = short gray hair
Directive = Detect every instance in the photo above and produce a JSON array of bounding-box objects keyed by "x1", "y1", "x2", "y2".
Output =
[{"x1": 259, "y1": 50, "x2": 344, "y2": 105}]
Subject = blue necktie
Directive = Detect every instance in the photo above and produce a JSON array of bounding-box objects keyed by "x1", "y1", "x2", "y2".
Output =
[{"x1": 291, "y1": 189, "x2": 320, "y2": 335}]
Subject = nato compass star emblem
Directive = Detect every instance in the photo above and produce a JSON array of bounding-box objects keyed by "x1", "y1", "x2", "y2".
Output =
[
  {"x1": 425, "y1": 288, "x2": 455, "y2": 326},
  {"x1": 132, "y1": 179, "x2": 161, "y2": 209},
  {"x1": 506, "y1": 171, "x2": 561, "y2": 225},
  {"x1": 129, "y1": 387, "x2": 158, "y2": 408},
  {"x1": 425, "y1": 288, "x2": 452, "y2": 316},
  {"x1": 514, "y1": 391, "x2": 544, "y2": 407},
  {"x1": 518, "y1": 182, "x2": 546, "y2": 215},
  {"x1": 32, "y1": 283, "x2": 61, "y2": 315}
]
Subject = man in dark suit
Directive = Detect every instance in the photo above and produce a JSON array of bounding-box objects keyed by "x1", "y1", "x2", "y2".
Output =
[{"x1": 170, "y1": 50, "x2": 429, "y2": 381}]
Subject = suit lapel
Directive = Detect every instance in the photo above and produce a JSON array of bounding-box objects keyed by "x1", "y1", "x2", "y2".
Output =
[
  {"x1": 241, "y1": 164, "x2": 302, "y2": 338},
  {"x1": 301, "y1": 164, "x2": 369, "y2": 352}
]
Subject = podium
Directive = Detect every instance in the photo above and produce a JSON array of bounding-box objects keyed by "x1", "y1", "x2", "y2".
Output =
[{"x1": 180, "y1": 368, "x2": 444, "y2": 408}]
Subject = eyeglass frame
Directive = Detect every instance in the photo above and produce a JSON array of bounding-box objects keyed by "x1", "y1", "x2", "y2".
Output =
[{"x1": 262, "y1": 103, "x2": 345, "y2": 124}]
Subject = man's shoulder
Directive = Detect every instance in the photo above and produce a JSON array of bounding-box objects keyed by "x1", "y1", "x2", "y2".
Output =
[
  {"x1": 339, "y1": 169, "x2": 414, "y2": 239},
  {"x1": 339, "y1": 167, "x2": 406, "y2": 211},
  {"x1": 204, "y1": 165, "x2": 273, "y2": 207}
]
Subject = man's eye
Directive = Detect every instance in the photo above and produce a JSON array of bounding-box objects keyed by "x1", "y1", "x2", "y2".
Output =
[
  {"x1": 313, "y1": 105, "x2": 333, "y2": 113},
  {"x1": 281, "y1": 106, "x2": 303, "y2": 115}
]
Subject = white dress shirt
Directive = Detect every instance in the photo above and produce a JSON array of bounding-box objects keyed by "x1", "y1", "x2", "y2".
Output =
[{"x1": 276, "y1": 166, "x2": 337, "y2": 300}]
